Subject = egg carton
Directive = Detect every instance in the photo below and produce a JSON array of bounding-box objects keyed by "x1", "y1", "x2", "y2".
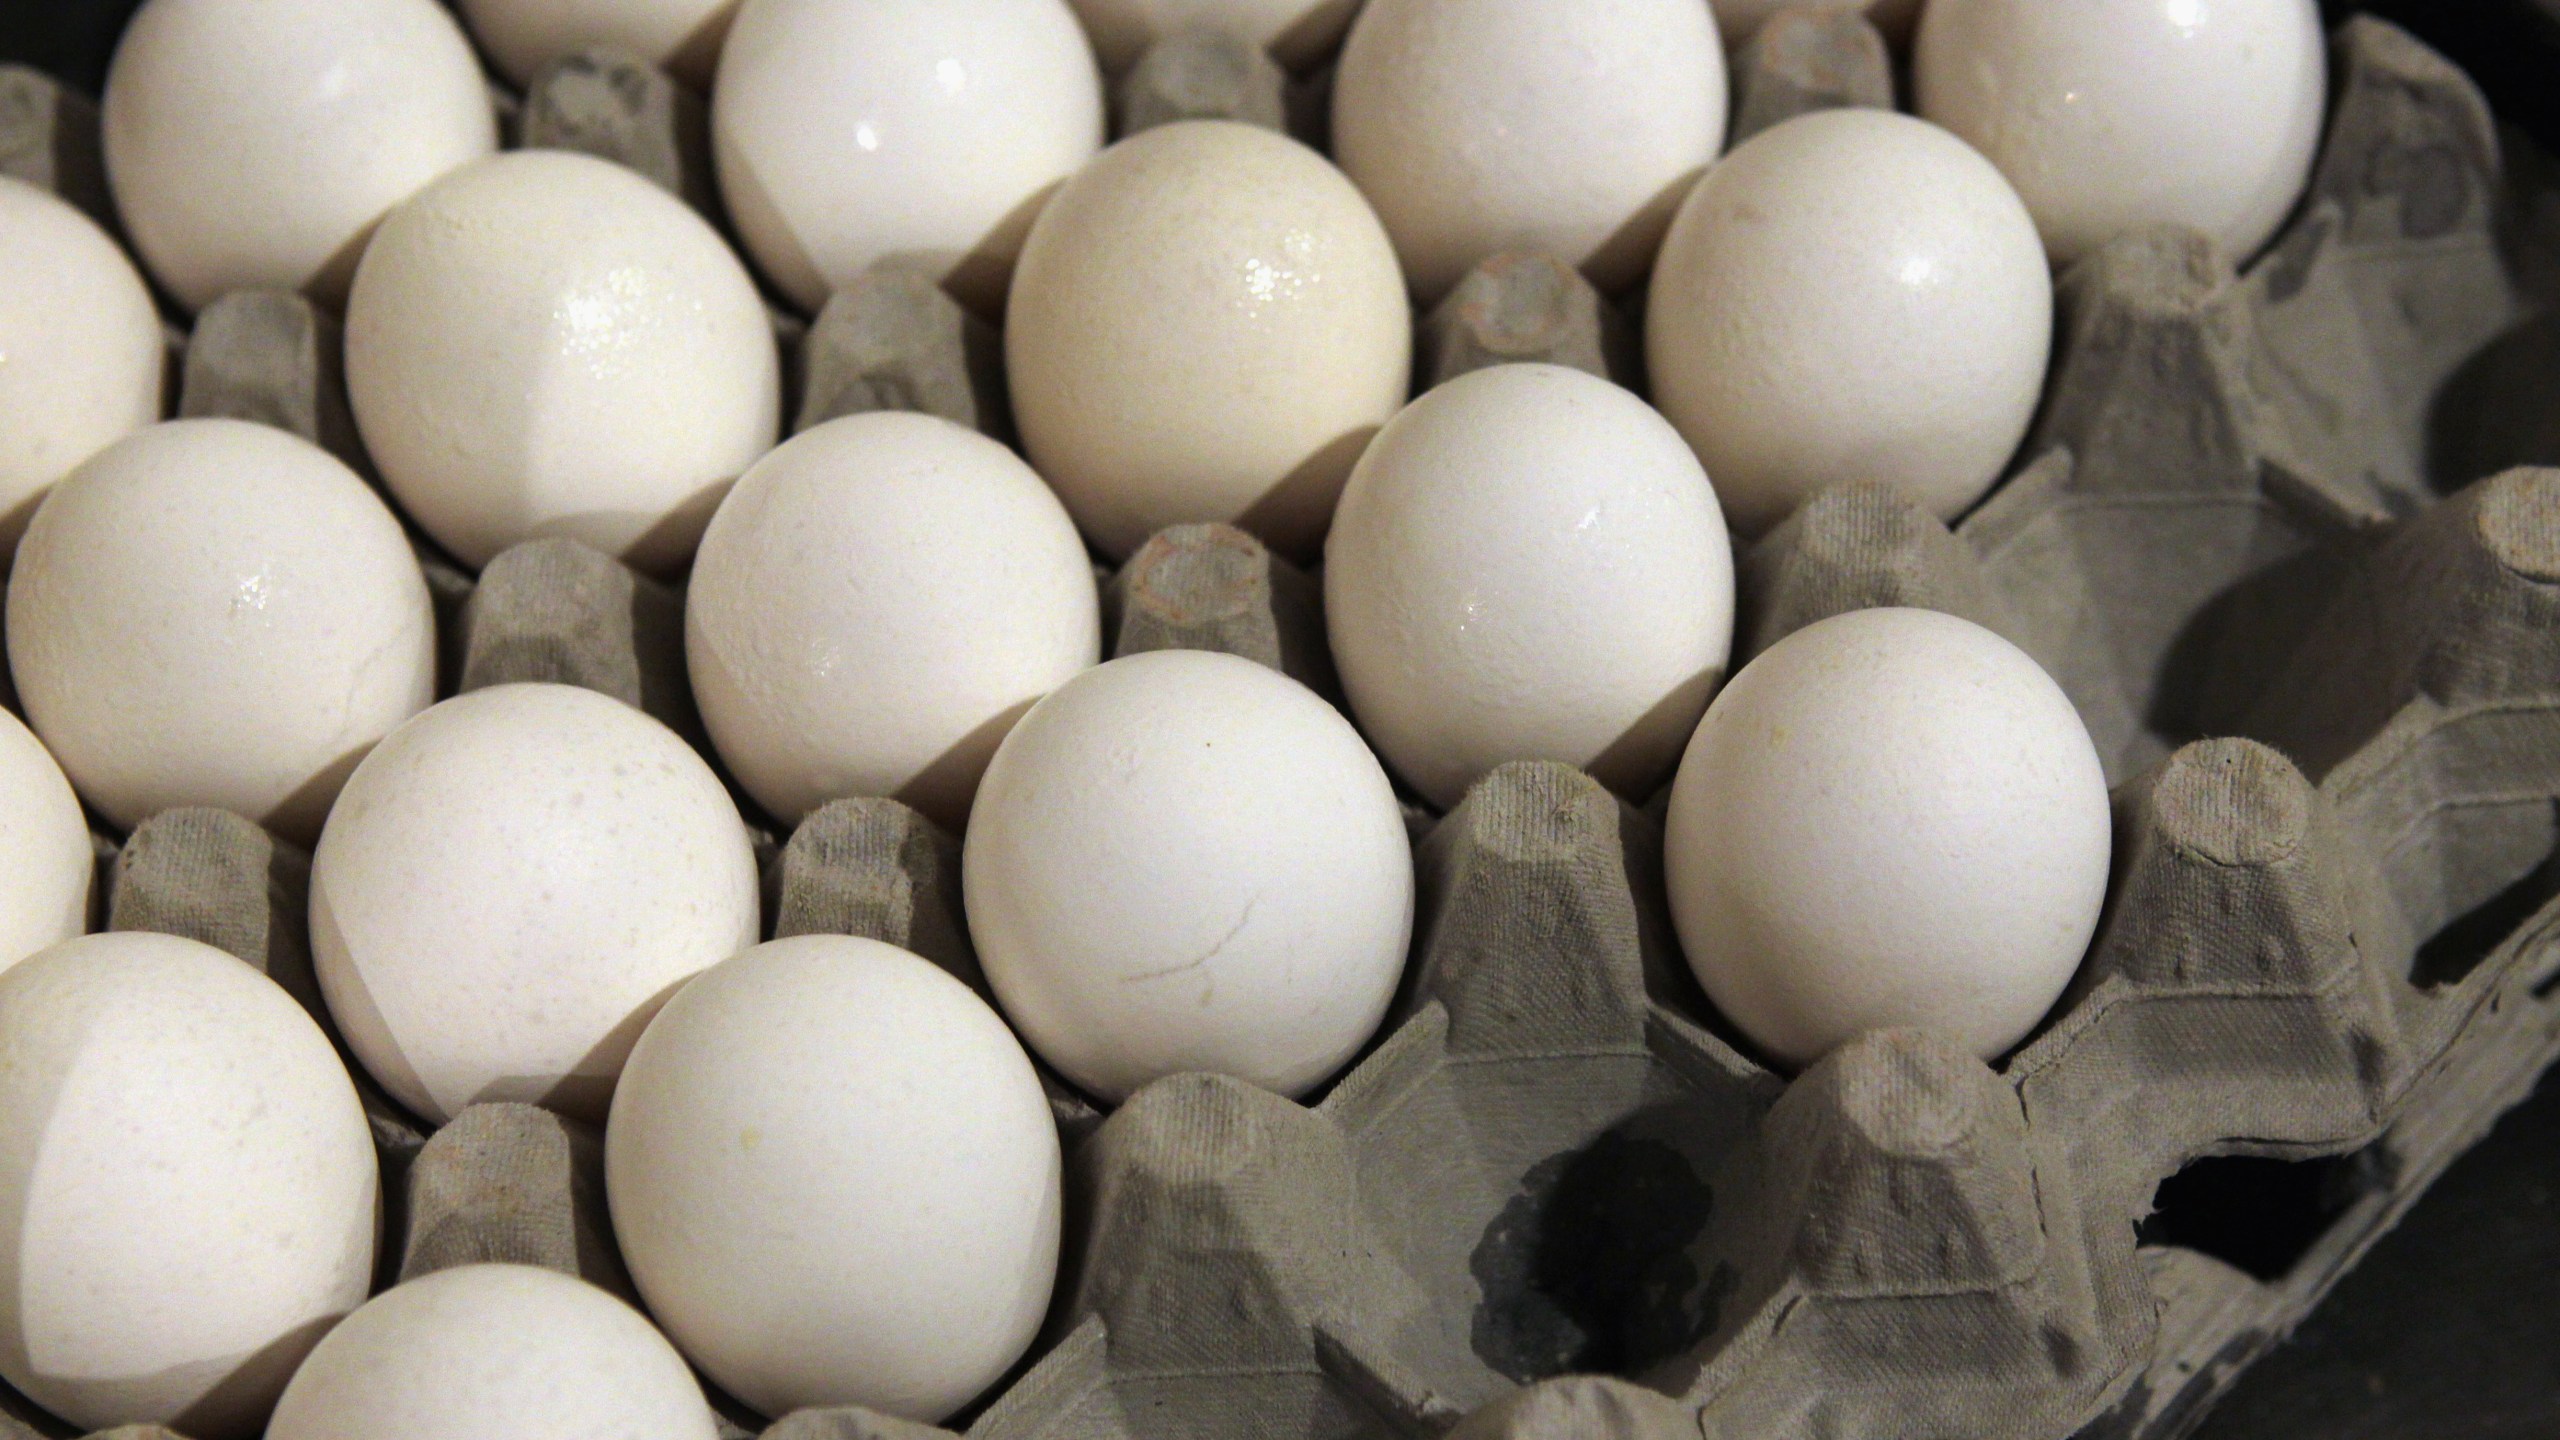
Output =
[{"x1": 11, "y1": 8, "x2": 2560, "y2": 1440}]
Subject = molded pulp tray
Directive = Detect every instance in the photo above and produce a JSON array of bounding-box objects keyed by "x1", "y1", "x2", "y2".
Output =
[{"x1": 3, "y1": 7, "x2": 2560, "y2": 1440}]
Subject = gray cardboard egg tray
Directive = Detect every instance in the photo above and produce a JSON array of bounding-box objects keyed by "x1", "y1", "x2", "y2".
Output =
[{"x1": 8, "y1": 9, "x2": 2560, "y2": 1440}]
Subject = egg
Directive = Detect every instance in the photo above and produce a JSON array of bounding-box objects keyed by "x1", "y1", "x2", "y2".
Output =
[
  {"x1": 1326, "y1": 364, "x2": 1734, "y2": 810},
  {"x1": 101, "y1": 0, "x2": 496, "y2": 311},
  {"x1": 687, "y1": 413, "x2": 1100, "y2": 831},
  {"x1": 458, "y1": 0, "x2": 745, "y2": 89},
  {"x1": 1007, "y1": 121, "x2": 1410, "y2": 560},
  {"x1": 0, "y1": 711, "x2": 95, "y2": 970},
  {"x1": 0, "y1": 932, "x2": 377, "y2": 1438},
  {"x1": 1709, "y1": 0, "x2": 1922, "y2": 47},
  {"x1": 1331, "y1": 0, "x2": 1728, "y2": 302},
  {"x1": 1916, "y1": 0, "x2": 2327, "y2": 266},
  {"x1": 0, "y1": 178, "x2": 164, "y2": 552},
  {"x1": 608, "y1": 936, "x2": 1059, "y2": 1422},
  {"x1": 265, "y1": 1265, "x2": 718, "y2": 1440},
  {"x1": 344, "y1": 150, "x2": 780, "y2": 576},
  {"x1": 310, "y1": 683, "x2": 761, "y2": 1125},
  {"x1": 1068, "y1": 0, "x2": 1359, "y2": 71},
  {"x1": 712, "y1": 0, "x2": 1104, "y2": 315},
  {"x1": 1664, "y1": 608, "x2": 2111, "y2": 1068},
  {"x1": 1645, "y1": 109, "x2": 2052, "y2": 537},
  {"x1": 965, "y1": 650, "x2": 1413, "y2": 1101},
  {"x1": 5, "y1": 419, "x2": 435, "y2": 842}
]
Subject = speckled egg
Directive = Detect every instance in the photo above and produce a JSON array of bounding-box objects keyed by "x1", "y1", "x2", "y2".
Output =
[
  {"x1": 686, "y1": 412, "x2": 1101, "y2": 831},
  {"x1": 310, "y1": 683, "x2": 762, "y2": 1125},
  {"x1": 5, "y1": 419, "x2": 436, "y2": 842},
  {"x1": 0, "y1": 931, "x2": 377, "y2": 1438}
]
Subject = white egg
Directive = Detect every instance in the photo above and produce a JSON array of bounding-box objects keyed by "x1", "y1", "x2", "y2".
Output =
[
  {"x1": 0, "y1": 178, "x2": 164, "y2": 553},
  {"x1": 345, "y1": 151, "x2": 780, "y2": 576},
  {"x1": 1326, "y1": 364, "x2": 1734, "y2": 810},
  {"x1": 101, "y1": 0, "x2": 496, "y2": 311},
  {"x1": 687, "y1": 413, "x2": 1100, "y2": 831},
  {"x1": 1067, "y1": 0, "x2": 1357, "y2": 71},
  {"x1": 310, "y1": 683, "x2": 762, "y2": 1126},
  {"x1": 607, "y1": 935, "x2": 1060, "y2": 1422},
  {"x1": 0, "y1": 932, "x2": 377, "y2": 1438},
  {"x1": 1664, "y1": 608, "x2": 2110, "y2": 1068},
  {"x1": 712, "y1": 0, "x2": 1104, "y2": 315},
  {"x1": 1645, "y1": 109, "x2": 2052, "y2": 538},
  {"x1": 459, "y1": 0, "x2": 745, "y2": 89},
  {"x1": 5, "y1": 419, "x2": 435, "y2": 842},
  {"x1": 1917, "y1": 0, "x2": 2327, "y2": 266},
  {"x1": 1007, "y1": 121, "x2": 1411, "y2": 560},
  {"x1": 265, "y1": 1265, "x2": 719, "y2": 1440},
  {"x1": 1331, "y1": 0, "x2": 1728, "y2": 302},
  {"x1": 0, "y1": 710, "x2": 94, "y2": 970},
  {"x1": 966, "y1": 650, "x2": 1413, "y2": 1101},
  {"x1": 1709, "y1": 0, "x2": 1922, "y2": 47}
]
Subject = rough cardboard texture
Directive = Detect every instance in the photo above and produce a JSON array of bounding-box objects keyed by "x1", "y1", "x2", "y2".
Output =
[
  {"x1": 521, "y1": 47, "x2": 716, "y2": 215},
  {"x1": 1106, "y1": 523, "x2": 1338, "y2": 699},
  {"x1": 399, "y1": 1103, "x2": 630, "y2": 1299},
  {"x1": 1728, "y1": 7, "x2": 1896, "y2": 145},
  {"x1": 796, "y1": 269, "x2": 1012, "y2": 441},
  {"x1": 0, "y1": 64, "x2": 110, "y2": 230},
  {"x1": 459, "y1": 536, "x2": 699, "y2": 745},
  {"x1": 174, "y1": 290, "x2": 366, "y2": 471},
  {"x1": 770, "y1": 798, "x2": 974, "y2": 970},
  {"x1": 1416, "y1": 254, "x2": 1640, "y2": 392},
  {"x1": 1116, "y1": 30, "x2": 1288, "y2": 138}
]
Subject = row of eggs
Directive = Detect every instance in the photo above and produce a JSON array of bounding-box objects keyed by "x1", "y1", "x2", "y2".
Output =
[
  {"x1": 0, "y1": 611, "x2": 2108, "y2": 1436},
  {"x1": 94, "y1": 0, "x2": 2327, "y2": 313},
  {"x1": 0, "y1": 0, "x2": 2322, "y2": 1433},
  {"x1": 10, "y1": 0, "x2": 2331, "y2": 568}
]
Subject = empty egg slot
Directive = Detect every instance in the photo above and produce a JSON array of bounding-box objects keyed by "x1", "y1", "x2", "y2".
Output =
[
  {"x1": 2136, "y1": 1147, "x2": 2392, "y2": 1283},
  {"x1": 2398, "y1": 798, "x2": 2560, "y2": 990}
]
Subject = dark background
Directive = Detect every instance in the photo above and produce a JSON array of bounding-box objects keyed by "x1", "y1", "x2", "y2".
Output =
[{"x1": 6, "y1": 0, "x2": 2559, "y2": 1436}]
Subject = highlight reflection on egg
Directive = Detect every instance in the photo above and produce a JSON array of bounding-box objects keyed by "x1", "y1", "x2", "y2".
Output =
[
  {"x1": 1645, "y1": 109, "x2": 2052, "y2": 536},
  {"x1": 344, "y1": 150, "x2": 780, "y2": 575},
  {"x1": 1005, "y1": 120, "x2": 1410, "y2": 560},
  {"x1": 102, "y1": 0, "x2": 496, "y2": 309},
  {"x1": 712, "y1": 0, "x2": 1105, "y2": 315}
]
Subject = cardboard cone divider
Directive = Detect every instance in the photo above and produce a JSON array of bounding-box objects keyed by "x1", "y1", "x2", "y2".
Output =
[{"x1": 9, "y1": 7, "x2": 2560, "y2": 1439}]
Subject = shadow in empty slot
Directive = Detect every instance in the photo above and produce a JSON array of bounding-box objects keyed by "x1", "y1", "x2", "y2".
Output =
[
  {"x1": 2405, "y1": 801, "x2": 2560, "y2": 992},
  {"x1": 2137, "y1": 1147, "x2": 2396, "y2": 1283}
]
